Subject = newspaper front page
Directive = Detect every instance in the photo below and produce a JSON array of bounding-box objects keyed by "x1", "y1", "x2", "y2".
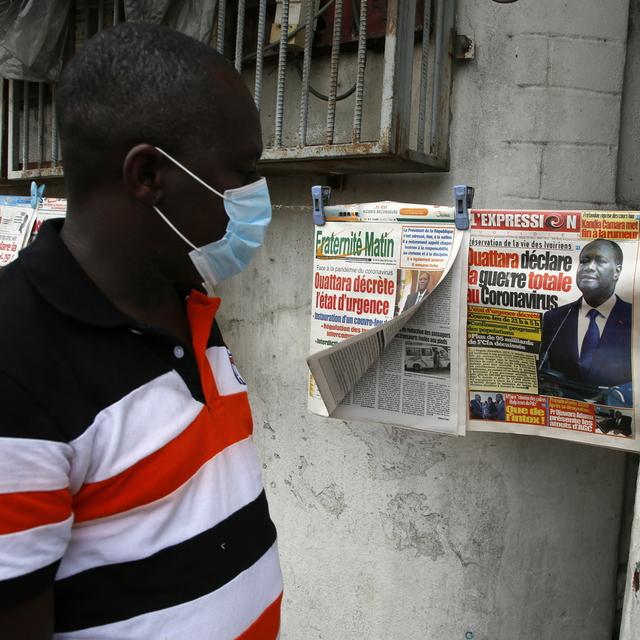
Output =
[
  {"x1": 466, "y1": 209, "x2": 640, "y2": 452},
  {"x1": 0, "y1": 196, "x2": 67, "y2": 265},
  {"x1": 25, "y1": 197, "x2": 67, "y2": 245},
  {"x1": 307, "y1": 201, "x2": 468, "y2": 436},
  {"x1": 0, "y1": 196, "x2": 35, "y2": 265}
]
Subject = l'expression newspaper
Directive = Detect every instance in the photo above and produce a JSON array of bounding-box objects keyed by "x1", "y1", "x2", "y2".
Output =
[
  {"x1": 306, "y1": 201, "x2": 468, "y2": 436},
  {"x1": 466, "y1": 209, "x2": 640, "y2": 452}
]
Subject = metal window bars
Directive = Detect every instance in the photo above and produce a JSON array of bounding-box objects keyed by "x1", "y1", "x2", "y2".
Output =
[
  {"x1": 3, "y1": 0, "x2": 124, "y2": 180},
  {"x1": 228, "y1": 0, "x2": 455, "y2": 174},
  {"x1": 6, "y1": 80, "x2": 63, "y2": 180},
  {"x1": 1, "y1": 0, "x2": 455, "y2": 180}
]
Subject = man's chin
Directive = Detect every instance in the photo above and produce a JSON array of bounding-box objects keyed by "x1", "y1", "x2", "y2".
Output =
[{"x1": 577, "y1": 280, "x2": 599, "y2": 294}]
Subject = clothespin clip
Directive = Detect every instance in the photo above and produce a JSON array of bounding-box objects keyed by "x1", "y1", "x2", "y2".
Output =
[
  {"x1": 311, "y1": 185, "x2": 332, "y2": 226},
  {"x1": 453, "y1": 184, "x2": 474, "y2": 230},
  {"x1": 30, "y1": 181, "x2": 45, "y2": 210}
]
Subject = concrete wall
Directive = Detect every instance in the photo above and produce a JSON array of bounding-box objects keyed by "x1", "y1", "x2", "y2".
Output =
[
  {"x1": 218, "y1": 1, "x2": 632, "y2": 638},
  {"x1": 618, "y1": 0, "x2": 640, "y2": 208}
]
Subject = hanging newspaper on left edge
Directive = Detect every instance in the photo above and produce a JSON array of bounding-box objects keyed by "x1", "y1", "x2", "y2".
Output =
[
  {"x1": 0, "y1": 196, "x2": 35, "y2": 265},
  {"x1": 306, "y1": 200, "x2": 469, "y2": 436}
]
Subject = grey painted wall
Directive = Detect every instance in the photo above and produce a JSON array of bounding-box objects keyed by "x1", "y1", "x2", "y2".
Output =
[
  {"x1": 220, "y1": 0, "x2": 632, "y2": 638},
  {"x1": 619, "y1": 0, "x2": 640, "y2": 208}
]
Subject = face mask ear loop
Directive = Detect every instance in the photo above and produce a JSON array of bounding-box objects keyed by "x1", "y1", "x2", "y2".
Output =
[
  {"x1": 154, "y1": 146, "x2": 227, "y2": 200},
  {"x1": 153, "y1": 205, "x2": 200, "y2": 252}
]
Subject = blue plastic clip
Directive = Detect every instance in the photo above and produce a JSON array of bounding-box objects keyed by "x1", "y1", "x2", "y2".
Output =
[
  {"x1": 311, "y1": 185, "x2": 332, "y2": 226},
  {"x1": 30, "y1": 181, "x2": 45, "y2": 210},
  {"x1": 453, "y1": 184, "x2": 474, "y2": 230}
]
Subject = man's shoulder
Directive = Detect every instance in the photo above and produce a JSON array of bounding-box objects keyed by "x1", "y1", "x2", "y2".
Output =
[
  {"x1": 0, "y1": 258, "x2": 57, "y2": 360},
  {"x1": 0, "y1": 259, "x2": 45, "y2": 326},
  {"x1": 613, "y1": 295, "x2": 632, "y2": 317}
]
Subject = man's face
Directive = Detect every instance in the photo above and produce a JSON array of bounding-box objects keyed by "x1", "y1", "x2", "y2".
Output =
[
  {"x1": 474, "y1": 394, "x2": 481, "y2": 402},
  {"x1": 160, "y1": 71, "x2": 263, "y2": 285},
  {"x1": 576, "y1": 241, "x2": 621, "y2": 304},
  {"x1": 417, "y1": 272, "x2": 430, "y2": 292}
]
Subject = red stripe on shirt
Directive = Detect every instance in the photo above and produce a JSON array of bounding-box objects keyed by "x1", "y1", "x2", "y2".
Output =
[
  {"x1": 236, "y1": 592, "x2": 283, "y2": 640},
  {"x1": 188, "y1": 291, "x2": 221, "y2": 406},
  {"x1": 0, "y1": 488, "x2": 72, "y2": 534},
  {"x1": 74, "y1": 391, "x2": 253, "y2": 522}
]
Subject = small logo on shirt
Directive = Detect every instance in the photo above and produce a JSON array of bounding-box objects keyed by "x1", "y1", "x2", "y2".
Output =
[{"x1": 227, "y1": 348, "x2": 247, "y2": 386}]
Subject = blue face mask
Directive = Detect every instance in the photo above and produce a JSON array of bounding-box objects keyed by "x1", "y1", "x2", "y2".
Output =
[{"x1": 152, "y1": 147, "x2": 272, "y2": 295}]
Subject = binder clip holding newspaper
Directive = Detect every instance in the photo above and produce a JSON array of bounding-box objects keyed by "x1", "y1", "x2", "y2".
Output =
[
  {"x1": 306, "y1": 185, "x2": 472, "y2": 436},
  {"x1": 311, "y1": 185, "x2": 331, "y2": 226},
  {"x1": 30, "y1": 181, "x2": 45, "y2": 211},
  {"x1": 454, "y1": 185, "x2": 474, "y2": 230}
]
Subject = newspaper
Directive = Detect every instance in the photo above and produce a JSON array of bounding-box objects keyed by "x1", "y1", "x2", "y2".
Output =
[
  {"x1": 0, "y1": 196, "x2": 35, "y2": 265},
  {"x1": 466, "y1": 209, "x2": 640, "y2": 452},
  {"x1": 306, "y1": 201, "x2": 468, "y2": 436},
  {"x1": 0, "y1": 196, "x2": 67, "y2": 265},
  {"x1": 25, "y1": 197, "x2": 67, "y2": 245},
  {"x1": 306, "y1": 203, "x2": 640, "y2": 451}
]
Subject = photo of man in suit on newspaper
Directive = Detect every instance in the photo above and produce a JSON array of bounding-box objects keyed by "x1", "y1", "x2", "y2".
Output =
[
  {"x1": 402, "y1": 271, "x2": 431, "y2": 313},
  {"x1": 538, "y1": 239, "x2": 632, "y2": 406}
]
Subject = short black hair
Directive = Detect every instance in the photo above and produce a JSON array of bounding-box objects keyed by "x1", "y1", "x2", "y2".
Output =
[
  {"x1": 56, "y1": 22, "x2": 241, "y2": 192},
  {"x1": 581, "y1": 239, "x2": 624, "y2": 266}
]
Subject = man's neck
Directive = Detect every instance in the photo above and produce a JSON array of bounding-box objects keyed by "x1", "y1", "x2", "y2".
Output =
[
  {"x1": 60, "y1": 215, "x2": 192, "y2": 345},
  {"x1": 582, "y1": 292, "x2": 616, "y2": 310}
]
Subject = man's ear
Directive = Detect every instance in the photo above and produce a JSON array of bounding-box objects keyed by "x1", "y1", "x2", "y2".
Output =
[
  {"x1": 122, "y1": 144, "x2": 165, "y2": 206},
  {"x1": 614, "y1": 264, "x2": 622, "y2": 281}
]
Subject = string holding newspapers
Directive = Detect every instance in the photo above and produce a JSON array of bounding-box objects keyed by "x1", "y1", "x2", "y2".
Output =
[{"x1": 307, "y1": 202, "x2": 640, "y2": 453}]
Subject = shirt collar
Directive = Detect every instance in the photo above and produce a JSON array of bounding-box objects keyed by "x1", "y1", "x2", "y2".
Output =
[
  {"x1": 580, "y1": 294, "x2": 617, "y2": 320},
  {"x1": 18, "y1": 219, "x2": 136, "y2": 328}
]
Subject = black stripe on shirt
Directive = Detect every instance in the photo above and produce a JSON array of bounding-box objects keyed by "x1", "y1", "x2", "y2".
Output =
[
  {"x1": 54, "y1": 491, "x2": 276, "y2": 633},
  {"x1": 0, "y1": 561, "x2": 60, "y2": 607}
]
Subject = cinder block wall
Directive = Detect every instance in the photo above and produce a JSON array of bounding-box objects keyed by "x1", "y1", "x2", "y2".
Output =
[{"x1": 218, "y1": 1, "x2": 632, "y2": 638}]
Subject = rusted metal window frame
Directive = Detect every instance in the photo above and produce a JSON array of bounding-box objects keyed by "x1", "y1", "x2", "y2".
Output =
[
  {"x1": 254, "y1": 0, "x2": 456, "y2": 174},
  {"x1": 2, "y1": 0, "x2": 123, "y2": 181},
  {"x1": 1, "y1": 0, "x2": 456, "y2": 180}
]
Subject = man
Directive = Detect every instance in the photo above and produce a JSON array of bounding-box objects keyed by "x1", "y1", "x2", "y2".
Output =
[
  {"x1": 469, "y1": 394, "x2": 483, "y2": 419},
  {"x1": 482, "y1": 396, "x2": 498, "y2": 420},
  {"x1": 402, "y1": 271, "x2": 431, "y2": 312},
  {"x1": 538, "y1": 239, "x2": 632, "y2": 404},
  {"x1": 494, "y1": 393, "x2": 506, "y2": 420},
  {"x1": 0, "y1": 24, "x2": 282, "y2": 640},
  {"x1": 600, "y1": 410, "x2": 632, "y2": 437}
]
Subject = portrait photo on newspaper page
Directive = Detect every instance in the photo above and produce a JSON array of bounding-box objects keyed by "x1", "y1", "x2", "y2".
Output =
[{"x1": 466, "y1": 209, "x2": 640, "y2": 452}]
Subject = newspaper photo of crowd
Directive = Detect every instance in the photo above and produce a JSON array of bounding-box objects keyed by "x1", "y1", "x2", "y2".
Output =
[{"x1": 469, "y1": 392, "x2": 506, "y2": 421}]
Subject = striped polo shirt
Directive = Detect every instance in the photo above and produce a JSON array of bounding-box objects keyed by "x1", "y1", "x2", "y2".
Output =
[{"x1": 0, "y1": 220, "x2": 282, "y2": 638}]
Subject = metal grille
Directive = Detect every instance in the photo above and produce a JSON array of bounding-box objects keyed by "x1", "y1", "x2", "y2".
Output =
[
  {"x1": 3, "y1": 0, "x2": 124, "y2": 180},
  {"x1": 223, "y1": 0, "x2": 456, "y2": 174},
  {"x1": 0, "y1": 0, "x2": 455, "y2": 179}
]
